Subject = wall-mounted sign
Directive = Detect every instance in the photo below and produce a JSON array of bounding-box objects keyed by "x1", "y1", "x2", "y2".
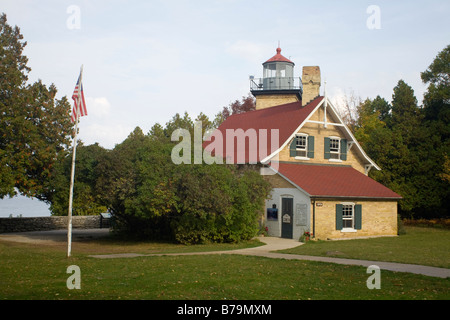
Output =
[
  {"x1": 296, "y1": 203, "x2": 307, "y2": 226},
  {"x1": 267, "y1": 207, "x2": 278, "y2": 221},
  {"x1": 316, "y1": 202, "x2": 323, "y2": 207}
]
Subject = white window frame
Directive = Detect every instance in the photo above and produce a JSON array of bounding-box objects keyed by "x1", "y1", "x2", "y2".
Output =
[
  {"x1": 295, "y1": 133, "x2": 310, "y2": 160},
  {"x1": 341, "y1": 202, "x2": 357, "y2": 232},
  {"x1": 328, "y1": 136, "x2": 342, "y2": 162}
]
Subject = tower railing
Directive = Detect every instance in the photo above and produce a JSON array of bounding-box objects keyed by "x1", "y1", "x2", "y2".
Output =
[{"x1": 250, "y1": 77, "x2": 303, "y2": 93}]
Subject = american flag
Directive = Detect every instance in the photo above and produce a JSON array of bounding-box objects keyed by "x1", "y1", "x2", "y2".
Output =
[{"x1": 71, "y1": 73, "x2": 87, "y2": 123}]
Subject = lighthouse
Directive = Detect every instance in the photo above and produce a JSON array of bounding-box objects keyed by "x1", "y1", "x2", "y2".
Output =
[{"x1": 250, "y1": 46, "x2": 321, "y2": 110}]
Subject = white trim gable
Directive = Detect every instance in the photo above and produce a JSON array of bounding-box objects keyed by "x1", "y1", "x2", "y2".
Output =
[
  {"x1": 266, "y1": 166, "x2": 311, "y2": 198},
  {"x1": 322, "y1": 98, "x2": 380, "y2": 170},
  {"x1": 261, "y1": 97, "x2": 325, "y2": 164},
  {"x1": 261, "y1": 97, "x2": 381, "y2": 171}
]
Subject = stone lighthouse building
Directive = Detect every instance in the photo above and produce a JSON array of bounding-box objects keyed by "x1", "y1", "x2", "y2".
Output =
[{"x1": 207, "y1": 46, "x2": 401, "y2": 240}]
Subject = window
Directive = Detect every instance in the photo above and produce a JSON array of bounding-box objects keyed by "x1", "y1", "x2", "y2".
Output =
[
  {"x1": 329, "y1": 138, "x2": 340, "y2": 160},
  {"x1": 324, "y1": 137, "x2": 348, "y2": 161},
  {"x1": 342, "y1": 204, "x2": 354, "y2": 229},
  {"x1": 336, "y1": 203, "x2": 362, "y2": 231},
  {"x1": 290, "y1": 134, "x2": 314, "y2": 159},
  {"x1": 264, "y1": 64, "x2": 276, "y2": 78},
  {"x1": 295, "y1": 134, "x2": 307, "y2": 158}
]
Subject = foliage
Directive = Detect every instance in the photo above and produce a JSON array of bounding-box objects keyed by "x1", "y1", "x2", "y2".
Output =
[
  {"x1": 402, "y1": 218, "x2": 450, "y2": 229},
  {"x1": 97, "y1": 113, "x2": 271, "y2": 244},
  {"x1": 48, "y1": 142, "x2": 109, "y2": 216},
  {"x1": 212, "y1": 94, "x2": 255, "y2": 127},
  {"x1": 299, "y1": 231, "x2": 311, "y2": 243},
  {"x1": 352, "y1": 44, "x2": 450, "y2": 219},
  {"x1": 0, "y1": 13, "x2": 73, "y2": 200}
]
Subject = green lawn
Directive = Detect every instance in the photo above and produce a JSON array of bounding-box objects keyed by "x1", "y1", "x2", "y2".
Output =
[
  {"x1": 0, "y1": 227, "x2": 449, "y2": 300},
  {"x1": 65, "y1": 235, "x2": 265, "y2": 255},
  {"x1": 280, "y1": 226, "x2": 450, "y2": 268}
]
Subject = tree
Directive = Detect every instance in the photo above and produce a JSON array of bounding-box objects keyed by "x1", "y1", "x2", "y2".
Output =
[
  {"x1": 49, "y1": 142, "x2": 109, "y2": 216},
  {"x1": 420, "y1": 44, "x2": 449, "y2": 140},
  {"x1": 333, "y1": 91, "x2": 362, "y2": 132},
  {"x1": 354, "y1": 98, "x2": 387, "y2": 147},
  {"x1": 354, "y1": 81, "x2": 425, "y2": 217},
  {"x1": 171, "y1": 164, "x2": 270, "y2": 244},
  {"x1": 100, "y1": 116, "x2": 271, "y2": 244},
  {"x1": 422, "y1": 45, "x2": 450, "y2": 85},
  {"x1": 418, "y1": 44, "x2": 450, "y2": 218},
  {"x1": 164, "y1": 112, "x2": 194, "y2": 138},
  {"x1": 385, "y1": 80, "x2": 423, "y2": 216},
  {"x1": 371, "y1": 95, "x2": 392, "y2": 125},
  {"x1": 0, "y1": 13, "x2": 73, "y2": 200},
  {"x1": 148, "y1": 123, "x2": 166, "y2": 141},
  {"x1": 356, "y1": 72, "x2": 449, "y2": 218},
  {"x1": 0, "y1": 13, "x2": 30, "y2": 196},
  {"x1": 213, "y1": 94, "x2": 255, "y2": 127},
  {"x1": 391, "y1": 80, "x2": 422, "y2": 134}
]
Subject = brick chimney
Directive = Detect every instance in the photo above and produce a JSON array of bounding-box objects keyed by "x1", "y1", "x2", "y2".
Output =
[{"x1": 301, "y1": 66, "x2": 321, "y2": 106}]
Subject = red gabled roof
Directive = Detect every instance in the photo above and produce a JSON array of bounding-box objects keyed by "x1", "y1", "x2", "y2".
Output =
[
  {"x1": 203, "y1": 96, "x2": 324, "y2": 163},
  {"x1": 264, "y1": 47, "x2": 294, "y2": 64},
  {"x1": 275, "y1": 162, "x2": 402, "y2": 199}
]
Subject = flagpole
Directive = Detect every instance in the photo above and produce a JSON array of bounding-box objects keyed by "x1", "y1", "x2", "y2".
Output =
[{"x1": 67, "y1": 65, "x2": 83, "y2": 258}]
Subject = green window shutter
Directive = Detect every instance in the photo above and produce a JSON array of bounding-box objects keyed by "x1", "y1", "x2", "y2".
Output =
[
  {"x1": 307, "y1": 136, "x2": 315, "y2": 158},
  {"x1": 289, "y1": 138, "x2": 296, "y2": 157},
  {"x1": 340, "y1": 139, "x2": 348, "y2": 161},
  {"x1": 335, "y1": 204, "x2": 343, "y2": 230},
  {"x1": 354, "y1": 204, "x2": 362, "y2": 230},
  {"x1": 324, "y1": 137, "x2": 331, "y2": 159}
]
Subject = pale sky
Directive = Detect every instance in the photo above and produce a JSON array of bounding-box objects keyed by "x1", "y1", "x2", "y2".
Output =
[{"x1": 2, "y1": 0, "x2": 449, "y2": 149}]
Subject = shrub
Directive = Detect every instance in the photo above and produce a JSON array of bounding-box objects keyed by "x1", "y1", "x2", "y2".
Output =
[
  {"x1": 101, "y1": 128, "x2": 272, "y2": 244},
  {"x1": 402, "y1": 218, "x2": 450, "y2": 229}
]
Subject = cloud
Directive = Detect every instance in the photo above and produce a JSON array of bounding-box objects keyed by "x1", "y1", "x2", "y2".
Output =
[
  {"x1": 79, "y1": 123, "x2": 133, "y2": 149},
  {"x1": 86, "y1": 97, "x2": 111, "y2": 117}
]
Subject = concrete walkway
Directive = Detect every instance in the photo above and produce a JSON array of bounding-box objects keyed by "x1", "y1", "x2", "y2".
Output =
[{"x1": 89, "y1": 236, "x2": 450, "y2": 279}]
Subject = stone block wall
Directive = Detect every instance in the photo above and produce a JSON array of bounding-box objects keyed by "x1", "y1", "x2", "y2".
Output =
[
  {"x1": 312, "y1": 200, "x2": 398, "y2": 240},
  {"x1": 255, "y1": 94, "x2": 300, "y2": 110},
  {"x1": 302, "y1": 66, "x2": 321, "y2": 106},
  {"x1": 0, "y1": 215, "x2": 102, "y2": 233}
]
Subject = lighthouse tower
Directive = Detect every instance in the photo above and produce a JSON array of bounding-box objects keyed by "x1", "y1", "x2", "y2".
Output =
[
  {"x1": 250, "y1": 47, "x2": 301, "y2": 110},
  {"x1": 250, "y1": 47, "x2": 321, "y2": 110}
]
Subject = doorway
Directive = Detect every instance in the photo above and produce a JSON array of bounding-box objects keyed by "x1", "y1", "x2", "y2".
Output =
[{"x1": 281, "y1": 197, "x2": 293, "y2": 239}]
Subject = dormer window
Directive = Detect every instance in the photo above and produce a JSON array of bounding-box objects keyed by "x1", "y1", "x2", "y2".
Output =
[
  {"x1": 324, "y1": 137, "x2": 348, "y2": 161},
  {"x1": 295, "y1": 134, "x2": 308, "y2": 158},
  {"x1": 329, "y1": 137, "x2": 341, "y2": 160},
  {"x1": 290, "y1": 134, "x2": 315, "y2": 159}
]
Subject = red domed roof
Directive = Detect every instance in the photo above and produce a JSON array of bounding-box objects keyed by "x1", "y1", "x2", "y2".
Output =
[{"x1": 263, "y1": 47, "x2": 294, "y2": 64}]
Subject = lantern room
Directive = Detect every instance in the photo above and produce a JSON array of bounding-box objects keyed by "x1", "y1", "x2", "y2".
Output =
[
  {"x1": 262, "y1": 47, "x2": 295, "y2": 90},
  {"x1": 250, "y1": 47, "x2": 303, "y2": 110}
]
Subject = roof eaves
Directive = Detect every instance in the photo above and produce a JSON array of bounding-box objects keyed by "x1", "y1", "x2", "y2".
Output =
[
  {"x1": 266, "y1": 165, "x2": 311, "y2": 197},
  {"x1": 311, "y1": 195, "x2": 403, "y2": 200}
]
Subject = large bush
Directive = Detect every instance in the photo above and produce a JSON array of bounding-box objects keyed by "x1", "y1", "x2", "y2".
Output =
[
  {"x1": 171, "y1": 164, "x2": 269, "y2": 244},
  {"x1": 97, "y1": 124, "x2": 271, "y2": 244}
]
